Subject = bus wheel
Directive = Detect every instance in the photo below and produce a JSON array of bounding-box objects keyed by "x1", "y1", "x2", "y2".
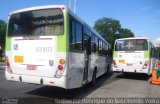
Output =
[{"x1": 91, "y1": 69, "x2": 97, "y2": 85}]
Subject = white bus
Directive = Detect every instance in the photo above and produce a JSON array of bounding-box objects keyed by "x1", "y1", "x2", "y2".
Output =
[
  {"x1": 5, "y1": 5, "x2": 112, "y2": 89},
  {"x1": 112, "y1": 37, "x2": 160, "y2": 75}
]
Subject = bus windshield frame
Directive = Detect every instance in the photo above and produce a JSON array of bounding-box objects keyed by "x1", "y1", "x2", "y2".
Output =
[
  {"x1": 8, "y1": 8, "x2": 64, "y2": 37},
  {"x1": 115, "y1": 39, "x2": 148, "y2": 51}
]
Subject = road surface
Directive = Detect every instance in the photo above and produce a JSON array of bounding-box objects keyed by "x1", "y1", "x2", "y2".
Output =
[{"x1": 0, "y1": 68, "x2": 160, "y2": 103}]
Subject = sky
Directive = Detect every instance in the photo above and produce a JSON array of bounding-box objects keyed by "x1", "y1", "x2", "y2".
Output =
[{"x1": 1, "y1": 0, "x2": 160, "y2": 43}]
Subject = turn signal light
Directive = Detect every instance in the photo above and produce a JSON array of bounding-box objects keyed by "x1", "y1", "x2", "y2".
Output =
[
  {"x1": 5, "y1": 56, "x2": 9, "y2": 63},
  {"x1": 60, "y1": 59, "x2": 65, "y2": 65},
  {"x1": 113, "y1": 60, "x2": 116, "y2": 65},
  {"x1": 144, "y1": 61, "x2": 148, "y2": 66},
  {"x1": 55, "y1": 59, "x2": 66, "y2": 78},
  {"x1": 142, "y1": 61, "x2": 149, "y2": 69},
  {"x1": 113, "y1": 60, "x2": 117, "y2": 68},
  {"x1": 5, "y1": 56, "x2": 10, "y2": 68}
]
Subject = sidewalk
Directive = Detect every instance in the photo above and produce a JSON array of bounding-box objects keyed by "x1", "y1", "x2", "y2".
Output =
[{"x1": 0, "y1": 62, "x2": 5, "y2": 70}]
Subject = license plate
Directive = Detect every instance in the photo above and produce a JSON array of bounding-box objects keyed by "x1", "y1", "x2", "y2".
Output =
[
  {"x1": 27, "y1": 65, "x2": 37, "y2": 70},
  {"x1": 119, "y1": 59, "x2": 125, "y2": 63},
  {"x1": 127, "y1": 64, "x2": 133, "y2": 66},
  {"x1": 14, "y1": 56, "x2": 24, "y2": 63}
]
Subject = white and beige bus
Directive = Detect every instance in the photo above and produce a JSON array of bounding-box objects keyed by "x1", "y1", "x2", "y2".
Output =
[
  {"x1": 5, "y1": 5, "x2": 112, "y2": 89},
  {"x1": 112, "y1": 37, "x2": 160, "y2": 75}
]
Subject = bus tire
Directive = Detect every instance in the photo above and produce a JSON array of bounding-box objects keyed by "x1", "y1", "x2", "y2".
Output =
[{"x1": 91, "y1": 68, "x2": 97, "y2": 85}]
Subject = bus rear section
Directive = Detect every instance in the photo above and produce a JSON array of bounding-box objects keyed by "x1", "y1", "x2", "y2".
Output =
[
  {"x1": 5, "y1": 6, "x2": 69, "y2": 89},
  {"x1": 112, "y1": 38, "x2": 151, "y2": 75}
]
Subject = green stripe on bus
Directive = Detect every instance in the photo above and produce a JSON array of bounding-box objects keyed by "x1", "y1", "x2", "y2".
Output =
[
  {"x1": 5, "y1": 24, "x2": 11, "y2": 51},
  {"x1": 57, "y1": 11, "x2": 69, "y2": 52},
  {"x1": 5, "y1": 36, "x2": 11, "y2": 51},
  {"x1": 145, "y1": 41, "x2": 150, "y2": 58},
  {"x1": 113, "y1": 51, "x2": 117, "y2": 58},
  {"x1": 6, "y1": 37, "x2": 11, "y2": 51},
  {"x1": 57, "y1": 35, "x2": 67, "y2": 52},
  {"x1": 144, "y1": 51, "x2": 149, "y2": 58}
]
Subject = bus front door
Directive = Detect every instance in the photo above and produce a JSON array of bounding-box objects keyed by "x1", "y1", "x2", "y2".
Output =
[{"x1": 83, "y1": 35, "x2": 91, "y2": 82}]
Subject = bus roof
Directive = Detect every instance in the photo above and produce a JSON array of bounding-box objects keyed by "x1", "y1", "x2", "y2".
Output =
[
  {"x1": 9, "y1": 5, "x2": 111, "y2": 48},
  {"x1": 9, "y1": 5, "x2": 67, "y2": 15},
  {"x1": 115, "y1": 37, "x2": 150, "y2": 41}
]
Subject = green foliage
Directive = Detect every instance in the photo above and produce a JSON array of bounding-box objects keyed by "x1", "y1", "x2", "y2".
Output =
[
  {"x1": 157, "y1": 47, "x2": 160, "y2": 53},
  {"x1": 93, "y1": 17, "x2": 134, "y2": 49},
  {"x1": 119, "y1": 28, "x2": 134, "y2": 38},
  {"x1": 0, "y1": 19, "x2": 7, "y2": 50},
  {"x1": 94, "y1": 18, "x2": 121, "y2": 46}
]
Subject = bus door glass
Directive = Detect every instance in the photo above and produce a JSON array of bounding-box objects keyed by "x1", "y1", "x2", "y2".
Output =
[{"x1": 83, "y1": 34, "x2": 91, "y2": 81}]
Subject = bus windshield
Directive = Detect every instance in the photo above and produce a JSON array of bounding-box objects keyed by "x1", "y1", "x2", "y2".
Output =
[
  {"x1": 8, "y1": 8, "x2": 64, "y2": 36},
  {"x1": 115, "y1": 39, "x2": 148, "y2": 51}
]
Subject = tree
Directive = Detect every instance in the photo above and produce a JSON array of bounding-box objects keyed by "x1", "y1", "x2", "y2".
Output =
[
  {"x1": 93, "y1": 17, "x2": 134, "y2": 49},
  {"x1": 119, "y1": 28, "x2": 134, "y2": 38},
  {"x1": 157, "y1": 47, "x2": 160, "y2": 53},
  {"x1": 94, "y1": 17, "x2": 121, "y2": 47},
  {"x1": 155, "y1": 38, "x2": 160, "y2": 54},
  {"x1": 155, "y1": 38, "x2": 160, "y2": 47},
  {"x1": 0, "y1": 19, "x2": 7, "y2": 50}
]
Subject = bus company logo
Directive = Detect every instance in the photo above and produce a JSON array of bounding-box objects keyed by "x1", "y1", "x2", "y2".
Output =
[
  {"x1": 119, "y1": 55, "x2": 122, "y2": 58},
  {"x1": 14, "y1": 44, "x2": 18, "y2": 50}
]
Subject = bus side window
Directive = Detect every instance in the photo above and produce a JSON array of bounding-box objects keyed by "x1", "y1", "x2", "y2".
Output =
[
  {"x1": 152, "y1": 48, "x2": 155, "y2": 58},
  {"x1": 98, "y1": 39, "x2": 102, "y2": 54},
  {"x1": 75, "y1": 22, "x2": 82, "y2": 51},
  {"x1": 143, "y1": 40, "x2": 148, "y2": 50},
  {"x1": 95, "y1": 36, "x2": 98, "y2": 52},
  {"x1": 69, "y1": 16, "x2": 83, "y2": 52},
  {"x1": 70, "y1": 19, "x2": 76, "y2": 51},
  {"x1": 150, "y1": 44, "x2": 153, "y2": 58},
  {"x1": 151, "y1": 48, "x2": 154, "y2": 58},
  {"x1": 91, "y1": 34, "x2": 96, "y2": 52}
]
